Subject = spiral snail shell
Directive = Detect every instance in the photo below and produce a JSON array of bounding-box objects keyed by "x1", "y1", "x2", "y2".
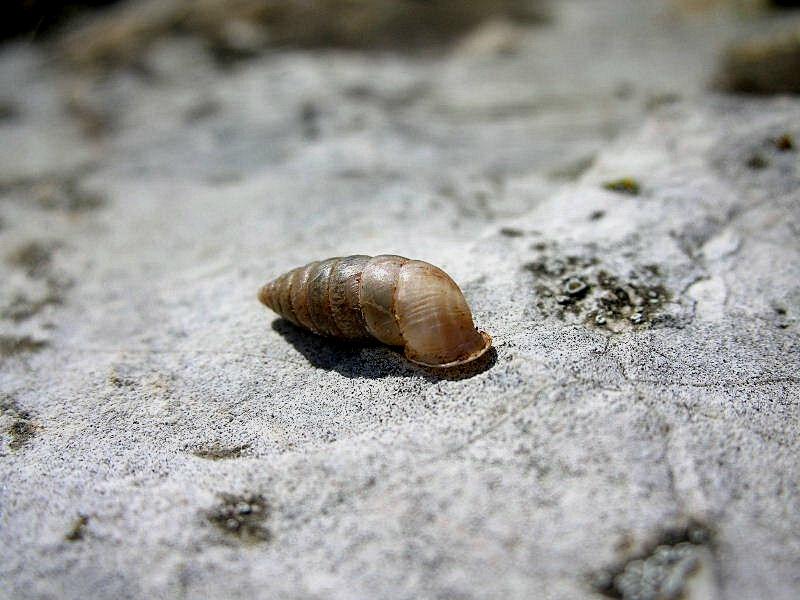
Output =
[{"x1": 258, "y1": 255, "x2": 492, "y2": 368}]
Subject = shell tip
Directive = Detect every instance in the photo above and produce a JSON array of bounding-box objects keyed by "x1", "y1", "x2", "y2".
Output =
[{"x1": 258, "y1": 283, "x2": 273, "y2": 309}]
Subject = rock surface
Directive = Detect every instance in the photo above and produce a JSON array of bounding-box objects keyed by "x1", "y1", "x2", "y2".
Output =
[{"x1": 1, "y1": 1, "x2": 799, "y2": 599}]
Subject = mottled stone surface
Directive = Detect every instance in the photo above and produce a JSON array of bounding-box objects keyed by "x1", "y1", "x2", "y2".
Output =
[{"x1": 0, "y1": 1, "x2": 798, "y2": 599}]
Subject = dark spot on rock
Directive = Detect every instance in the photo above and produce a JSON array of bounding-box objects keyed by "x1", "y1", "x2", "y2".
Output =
[
  {"x1": 2, "y1": 396, "x2": 38, "y2": 450},
  {"x1": 563, "y1": 276, "x2": 590, "y2": 299},
  {"x1": 0, "y1": 335, "x2": 49, "y2": 356},
  {"x1": 7, "y1": 418, "x2": 37, "y2": 450},
  {"x1": 773, "y1": 305, "x2": 792, "y2": 329},
  {"x1": 614, "y1": 81, "x2": 635, "y2": 100},
  {"x1": 523, "y1": 247, "x2": 674, "y2": 331},
  {"x1": 65, "y1": 515, "x2": 89, "y2": 542},
  {"x1": 206, "y1": 493, "x2": 271, "y2": 543},
  {"x1": 532, "y1": 242, "x2": 547, "y2": 252},
  {"x1": 603, "y1": 178, "x2": 641, "y2": 196},
  {"x1": 108, "y1": 372, "x2": 136, "y2": 388},
  {"x1": 343, "y1": 84, "x2": 375, "y2": 100},
  {"x1": 3, "y1": 294, "x2": 47, "y2": 322},
  {"x1": 0, "y1": 100, "x2": 18, "y2": 121},
  {"x1": 2, "y1": 282, "x2": 67, "y2": 322},
  {"x1": 184, "y1": 99, "x2": 221, "y2": 123},
  {"x1": 524, "y1": 256, "x2": 565, "y2": 278},
  {"x1": 642, "y1": 264, "x2": 661, "y2": 277},
  {"x1": 593, "y1": 522, "x2": 713, "y2": 600},
  {"x1": 549, "y1": 155, "x2": 596, "y2": 181},
  {"x1": 589, "y1": 210, "x2": 605, "y2": 221},
  {"x1": 193, "y1": 443, "x2": 250, "y2": 460},
  {"x1": 206, "y1": 171, "x2": 244, "y2": 186},
  {"x1": 716, "y1": 26, "x2": 800, "y2": 94},
  {"x1": 7, "y1": 241, "x2": 54, "y2": 278},
  {"x1": 65, "y1": 95, "x2": 116, "y2": 139},
  {"x1": 774, "y1": 133, "x2": 794, "y2": 151},
  {"x1": 34, "y1": 179, "x2": 106, "y2": 213},
  {"x1": 500, "y1": 227, "x2": 524, "y2": 237},
  {"x1": 746, "y1": 153, "x2": 769, "y2": 169},
  {"x1": 644, "y1": 92, "x2": 681, "y2": 111},
  {"x1": 300, "y1": 101, "x2": 320, "y2": 139}
]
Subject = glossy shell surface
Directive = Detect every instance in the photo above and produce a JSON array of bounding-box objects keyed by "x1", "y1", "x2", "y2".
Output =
[{"x1": 259, "y1": 255, "x2": 491, "y2": 367}]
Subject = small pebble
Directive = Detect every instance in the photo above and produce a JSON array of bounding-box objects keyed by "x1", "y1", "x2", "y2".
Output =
[{"x1": 563, "y1": 277, "x2": 588, "y2": 297}]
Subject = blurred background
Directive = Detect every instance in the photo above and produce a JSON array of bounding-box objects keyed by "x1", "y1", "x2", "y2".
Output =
[
  {"x1": 1, "y1": 0, "x2": 799, "y2": 283},
  {"x1": 1, "y1": 3, "x2": 800, "y2": 600},
  {"x1": 1, "y1": 0, "x2": 799, "y2": 193}
]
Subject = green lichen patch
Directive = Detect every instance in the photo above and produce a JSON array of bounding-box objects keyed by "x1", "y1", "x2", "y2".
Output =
[
  {"x1": 65, "y1": 515, "x2": 89, "y2": 542},
  {"x1": 192, "y1": 444, "x2": 251, "y2": 460},
  {"x1": 593, "y1": 523, "x2": 713, "y2": 600},
  {"x1": 206, "y1": 493, "x2": 271, "y2": 543},
  {"x1": 602, "y1": 178, "x2": 641, "y2": 196}
]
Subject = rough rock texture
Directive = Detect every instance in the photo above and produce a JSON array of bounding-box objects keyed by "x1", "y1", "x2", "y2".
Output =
[{"x1": 1, "y1": 1, "x2": 798, "y2": 599}]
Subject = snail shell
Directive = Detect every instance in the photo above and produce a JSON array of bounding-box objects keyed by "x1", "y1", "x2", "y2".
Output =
[{"x1": 258, "y1": 255, "x2": 492, "y2": 368}]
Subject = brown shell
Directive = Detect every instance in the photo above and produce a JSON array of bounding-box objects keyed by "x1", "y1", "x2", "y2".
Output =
[{"x1": 258, "y1": 255, "x2": 491, "y2": 367}]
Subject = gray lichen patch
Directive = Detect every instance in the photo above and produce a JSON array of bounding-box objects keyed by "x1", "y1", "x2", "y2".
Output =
[
  {"x1": 206, "y1": 493, "x2": 271, "y2": 543},
  {"x1": 6, "y1": 241, "x2": 55, "y2": 279},
  {"x1": 6, "y1": 419, "x2": 37, "y2": 450},
  {"x1": 1, "y1": 396, "x2": 39, "y2": 451},
  {"x1": 0, "y1": 177, "x2": 107, "y2": 214},
  {"x1": 32, "y1": 178, "x2": 106, "y2": 213},
  {"x1": 524, "y1": 247, "x2": 674, "y2": 332},
  {"x1": 192, "y1": 444, "x2": 251, "y2": 460},
  {"x1": 2, "y1": 285, "x2": 67, "y2": 323},
  {"x1": 593, "y1": 524, "x2": 714, "y2": 600},
  {"x1": 2, "y1": 239, "x2": 72, "y2": 323},
  {"x1": 0, "y1": 335, "x2": 49, "y2": 357},
  {"x1": 499, "y1": 227, "x2": 525, "y2": 237}
]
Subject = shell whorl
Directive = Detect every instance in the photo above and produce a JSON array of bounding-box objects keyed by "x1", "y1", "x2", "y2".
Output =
[{"x1": 259, "y1": 255, "x2": 491, "y2": 367}]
